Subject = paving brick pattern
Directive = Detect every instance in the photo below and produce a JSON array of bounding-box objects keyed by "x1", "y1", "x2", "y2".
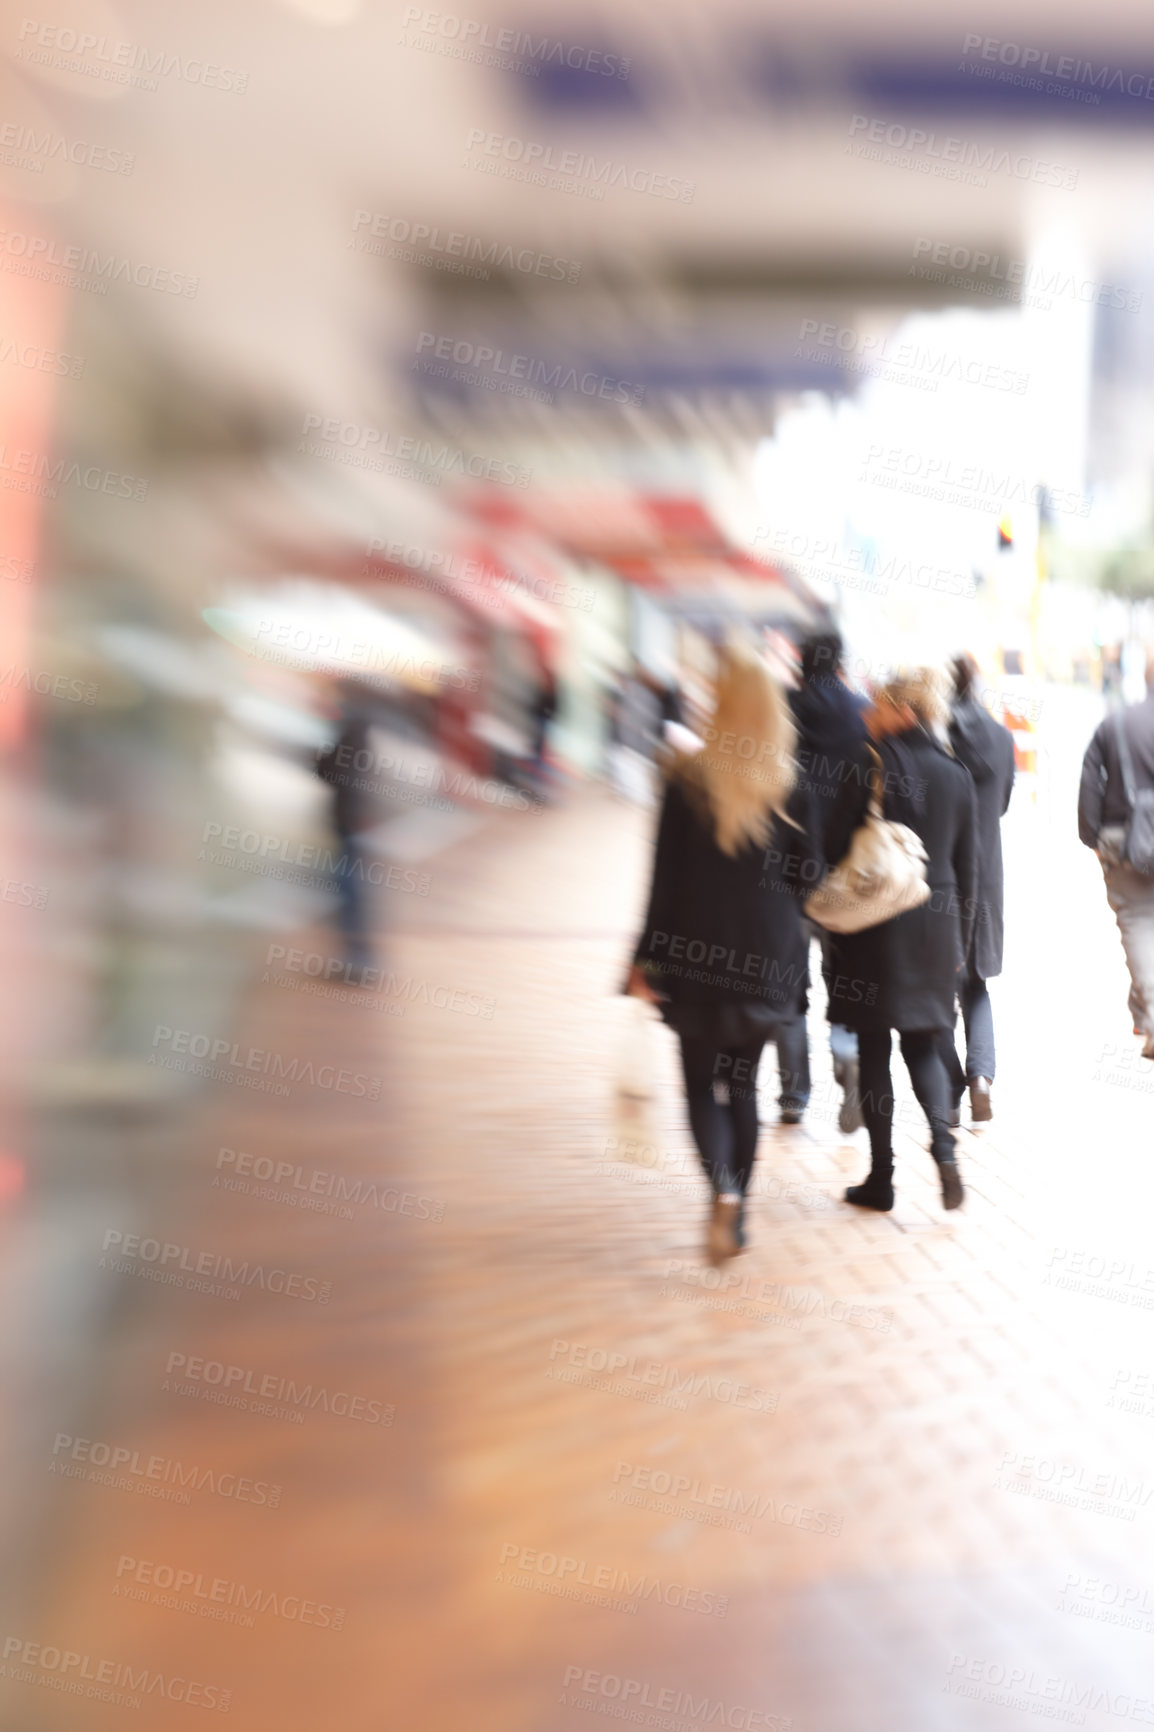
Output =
[{"x1": 9, "y1": 776, "x2": 1154, "y2": 1732}]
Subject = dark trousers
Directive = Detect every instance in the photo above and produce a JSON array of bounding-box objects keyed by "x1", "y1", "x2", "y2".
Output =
[
  {"x1": 939, "y1": 971, "x2": 996, "y2": 1094},
  {"x1": 858, "y1": 1027, "x2": 956, "y2": 1175},
  {"x1": 774, "y1": 1014, "x2": 811, "y2": 1110},
  {"x1": 677, "y1": 1033, "x2": 769, "y2": 1196},
  {"x1": 335, "y1": 835, "x2": 373, "y2": 969}
]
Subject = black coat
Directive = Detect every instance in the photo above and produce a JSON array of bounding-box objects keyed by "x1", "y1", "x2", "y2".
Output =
[
  {"x1": 631, "y1": 765, "x2": 822, "y2": 1037},
  {"x1": 949, "y1": 698, "x2": 1015, "y2": 978},
  {"x1": 822, "y1": 727, "x2": 977, "y2": 1033},
  {"x1": 789, "y1": 676, "x2": 869, "y2": 833}
]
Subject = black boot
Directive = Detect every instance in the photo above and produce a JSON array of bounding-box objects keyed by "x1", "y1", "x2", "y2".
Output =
[
  {"x1": 930, "y1": 1123, "x2": 964, "y2": 1209},
  {"x1": 845, "y1": 1156, "x2": 894, "y2": 1212},
  {"x1": 935, "y1": 1157, "x2": 964, "y2": 1210}
]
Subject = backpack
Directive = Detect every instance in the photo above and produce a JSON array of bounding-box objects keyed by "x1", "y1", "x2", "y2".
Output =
[{"x1": 1113, "y1": 710, "x2": 1154, "y2": 876}]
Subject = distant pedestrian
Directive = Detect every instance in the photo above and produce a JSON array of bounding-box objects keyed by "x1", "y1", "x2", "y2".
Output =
[
  {"x1": 528, "y1": 662, "x2": 558, "y2": 793},
  {"x1": 1078, "y1": 651, "x2": 1154, "y2": 1060},
  {"x1": 626, "y1": 642, "x2": 821, "y2": 1264},
  {"x1": 607, "y1": 661, "x2": 663, "y2": 806},
  {"x1": 938, "y1": 655, "x2": 1015, "y2": 1122},
  {"x1": 824, "y1": 669, "x2": 977, "y2": 1212},
  {"x1": 316, "y1": 684, "x2": 377, "y2": 981}
]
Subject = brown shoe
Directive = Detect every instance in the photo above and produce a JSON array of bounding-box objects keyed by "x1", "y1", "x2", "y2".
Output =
[
  {"x1": 969, "y1": 1077, "x2": 992, "y2": 1122},
  {"x1": 706, "y1": 1196, "x2": 742, "y2": 1265}
]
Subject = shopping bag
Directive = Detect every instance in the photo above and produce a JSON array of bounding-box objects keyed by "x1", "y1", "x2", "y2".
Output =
[{"x1": 608, "y1": 996, "x2": 663, "y2": 1167}]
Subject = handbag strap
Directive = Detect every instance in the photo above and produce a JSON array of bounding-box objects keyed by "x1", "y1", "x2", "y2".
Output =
[
  {"x1": 865, "y1": 744, "x2": 884, "y2": 818},
  {"x1": 1113, "y1": 708, "x2": 1139, "y2": 814}
]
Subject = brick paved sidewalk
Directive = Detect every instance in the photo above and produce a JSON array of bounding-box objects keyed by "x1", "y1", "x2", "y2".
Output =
[{"x1": 11, "y1": 783, "x2": 1154, "y2": 1732}]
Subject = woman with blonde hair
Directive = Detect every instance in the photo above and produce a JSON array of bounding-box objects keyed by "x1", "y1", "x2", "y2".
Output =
[
  {"x1": 822, "y1": 666, "x2": 977, "y2": 1212},
  {"x1": 626, "y1": 640, "x2": 822, "y2": 1263}
]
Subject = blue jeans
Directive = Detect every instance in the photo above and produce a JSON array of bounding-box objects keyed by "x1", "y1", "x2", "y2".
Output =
[
  {"x1": 940, "y1": 971, "x2": 996, "y2": 1093},
  {"x1": 796, "y1": 920, "x2": 859, "y2": 1088}
]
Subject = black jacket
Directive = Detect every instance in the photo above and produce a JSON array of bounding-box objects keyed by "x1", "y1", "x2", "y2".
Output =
[
  {"x1": 948, "y1": 699, "x2": 1015, "y2": 978},
  {"x1": 316, "y1": 717, "x2": 374, "y2": 836},
  {"x1": 631, "y1": 766, "x2": 822, "y2": 1030},
  {"x1": 789, "y1": 676, "x2": 869, "y2": 833},
  {"x1": 1079, "y1": 693, "x2": 1154, "y2": 846},
  {"x1": 822, "y1": 727, "x2": 977, "y2": 1033}
]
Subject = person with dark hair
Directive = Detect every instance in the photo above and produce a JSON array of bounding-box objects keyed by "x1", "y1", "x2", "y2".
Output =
[
  {"x1": 1078, "y1": 649, "x2": 1154, "y2": 1060},
  {"x1": 938, "y1": 654, "x2": 1015, "y2": 1122},
  {"x1": 785, "y1": 627, "x2": 869, "y2": 1132},
  {"x1": 799, "y1": 630, "x2": 846, "y2": 687}
]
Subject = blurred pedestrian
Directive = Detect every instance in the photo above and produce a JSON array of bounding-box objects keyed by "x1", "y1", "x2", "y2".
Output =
[
  {"x1": 647, "y1": 668, "x2": 685, "y2": 735},
  {"x1": 607, "y1": 660, "x2": 662, "y2": 805},
  {"x1": 528, "y1": 661, "x2": 558, "y2": 794},
  {"x1": 316, "y1": 683, "x2": 377, "y2": 981},
  {"x1": 626, "y1": 641, "x2": 821, "y2": 1264},
  {"x1": 1102, "y1": 645, "x2": 1124, "y2": 702},
  {"x1": 824, "y1": 669, "x2": 976, "y2": 1212},
  {"x1": 1078, "y1": 650, "x2": 1154, "y2": 1060},
  {"x1": 939, "y1": 654, "x2": 1015, "y2": 1122},
  {"x1": 785, "y1": 627, "x2": 869, "y2": 1131}
]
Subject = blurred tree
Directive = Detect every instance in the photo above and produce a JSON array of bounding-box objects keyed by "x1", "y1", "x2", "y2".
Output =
[{"x1": 1099, "y1": 534, "x2": 1154, "y2": 601}]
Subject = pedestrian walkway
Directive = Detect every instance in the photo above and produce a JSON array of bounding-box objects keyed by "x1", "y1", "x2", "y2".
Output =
[{"x1": 10, "y1": 781, "x2": 1154, "y2": 1732}]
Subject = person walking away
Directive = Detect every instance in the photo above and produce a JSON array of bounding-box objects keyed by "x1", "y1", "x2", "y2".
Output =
[
  {"x1": 316, "y1": 684, "x2": 378, "y2": 982},
  {"x1": 528, "y1": 662, "x2": 558, "y2": 796},
  {"x1": 786, "y1": 628, "x2": 869, "y2": 1132},
  {"x1": 626, "y1": 641, "x2": 822, "y2": 1264},
  {"x1": 939, "y1": 654, "x2": 1015, "y2": 1122},
  {"x1": 824, "y1": 669, "x2": 977, "y2": 1212},
  {"x1": 1078, "y1": 651, "x2": 1154, "y2": 1060}
]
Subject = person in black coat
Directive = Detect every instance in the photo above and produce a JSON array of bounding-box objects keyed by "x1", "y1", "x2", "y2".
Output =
[
  {"x1": 821, "y1": 668, "x2": 977, "y2": 1213},
  {"x1": 938, "y1": 655, "x2": 1015, "y2": 1121},
  {"x1": 627, "y1": 642, "x2": 822, "y2": 1264},
  {"x1": 786, "y1": 629, "x2": 870, "y2": 1132}
]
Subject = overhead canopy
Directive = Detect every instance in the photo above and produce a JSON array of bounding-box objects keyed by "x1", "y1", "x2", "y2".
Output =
[{"x1": 464, "y1": 488, "x2": 819, "y2": 615}]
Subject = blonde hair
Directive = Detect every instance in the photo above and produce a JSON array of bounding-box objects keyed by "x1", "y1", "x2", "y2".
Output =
[
  {"x1": 677, "y1": 640, "x2": 797, "y2": 856},
  {"x1": 878, "y1": 665, "x2": 950, "y2": 738}
]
